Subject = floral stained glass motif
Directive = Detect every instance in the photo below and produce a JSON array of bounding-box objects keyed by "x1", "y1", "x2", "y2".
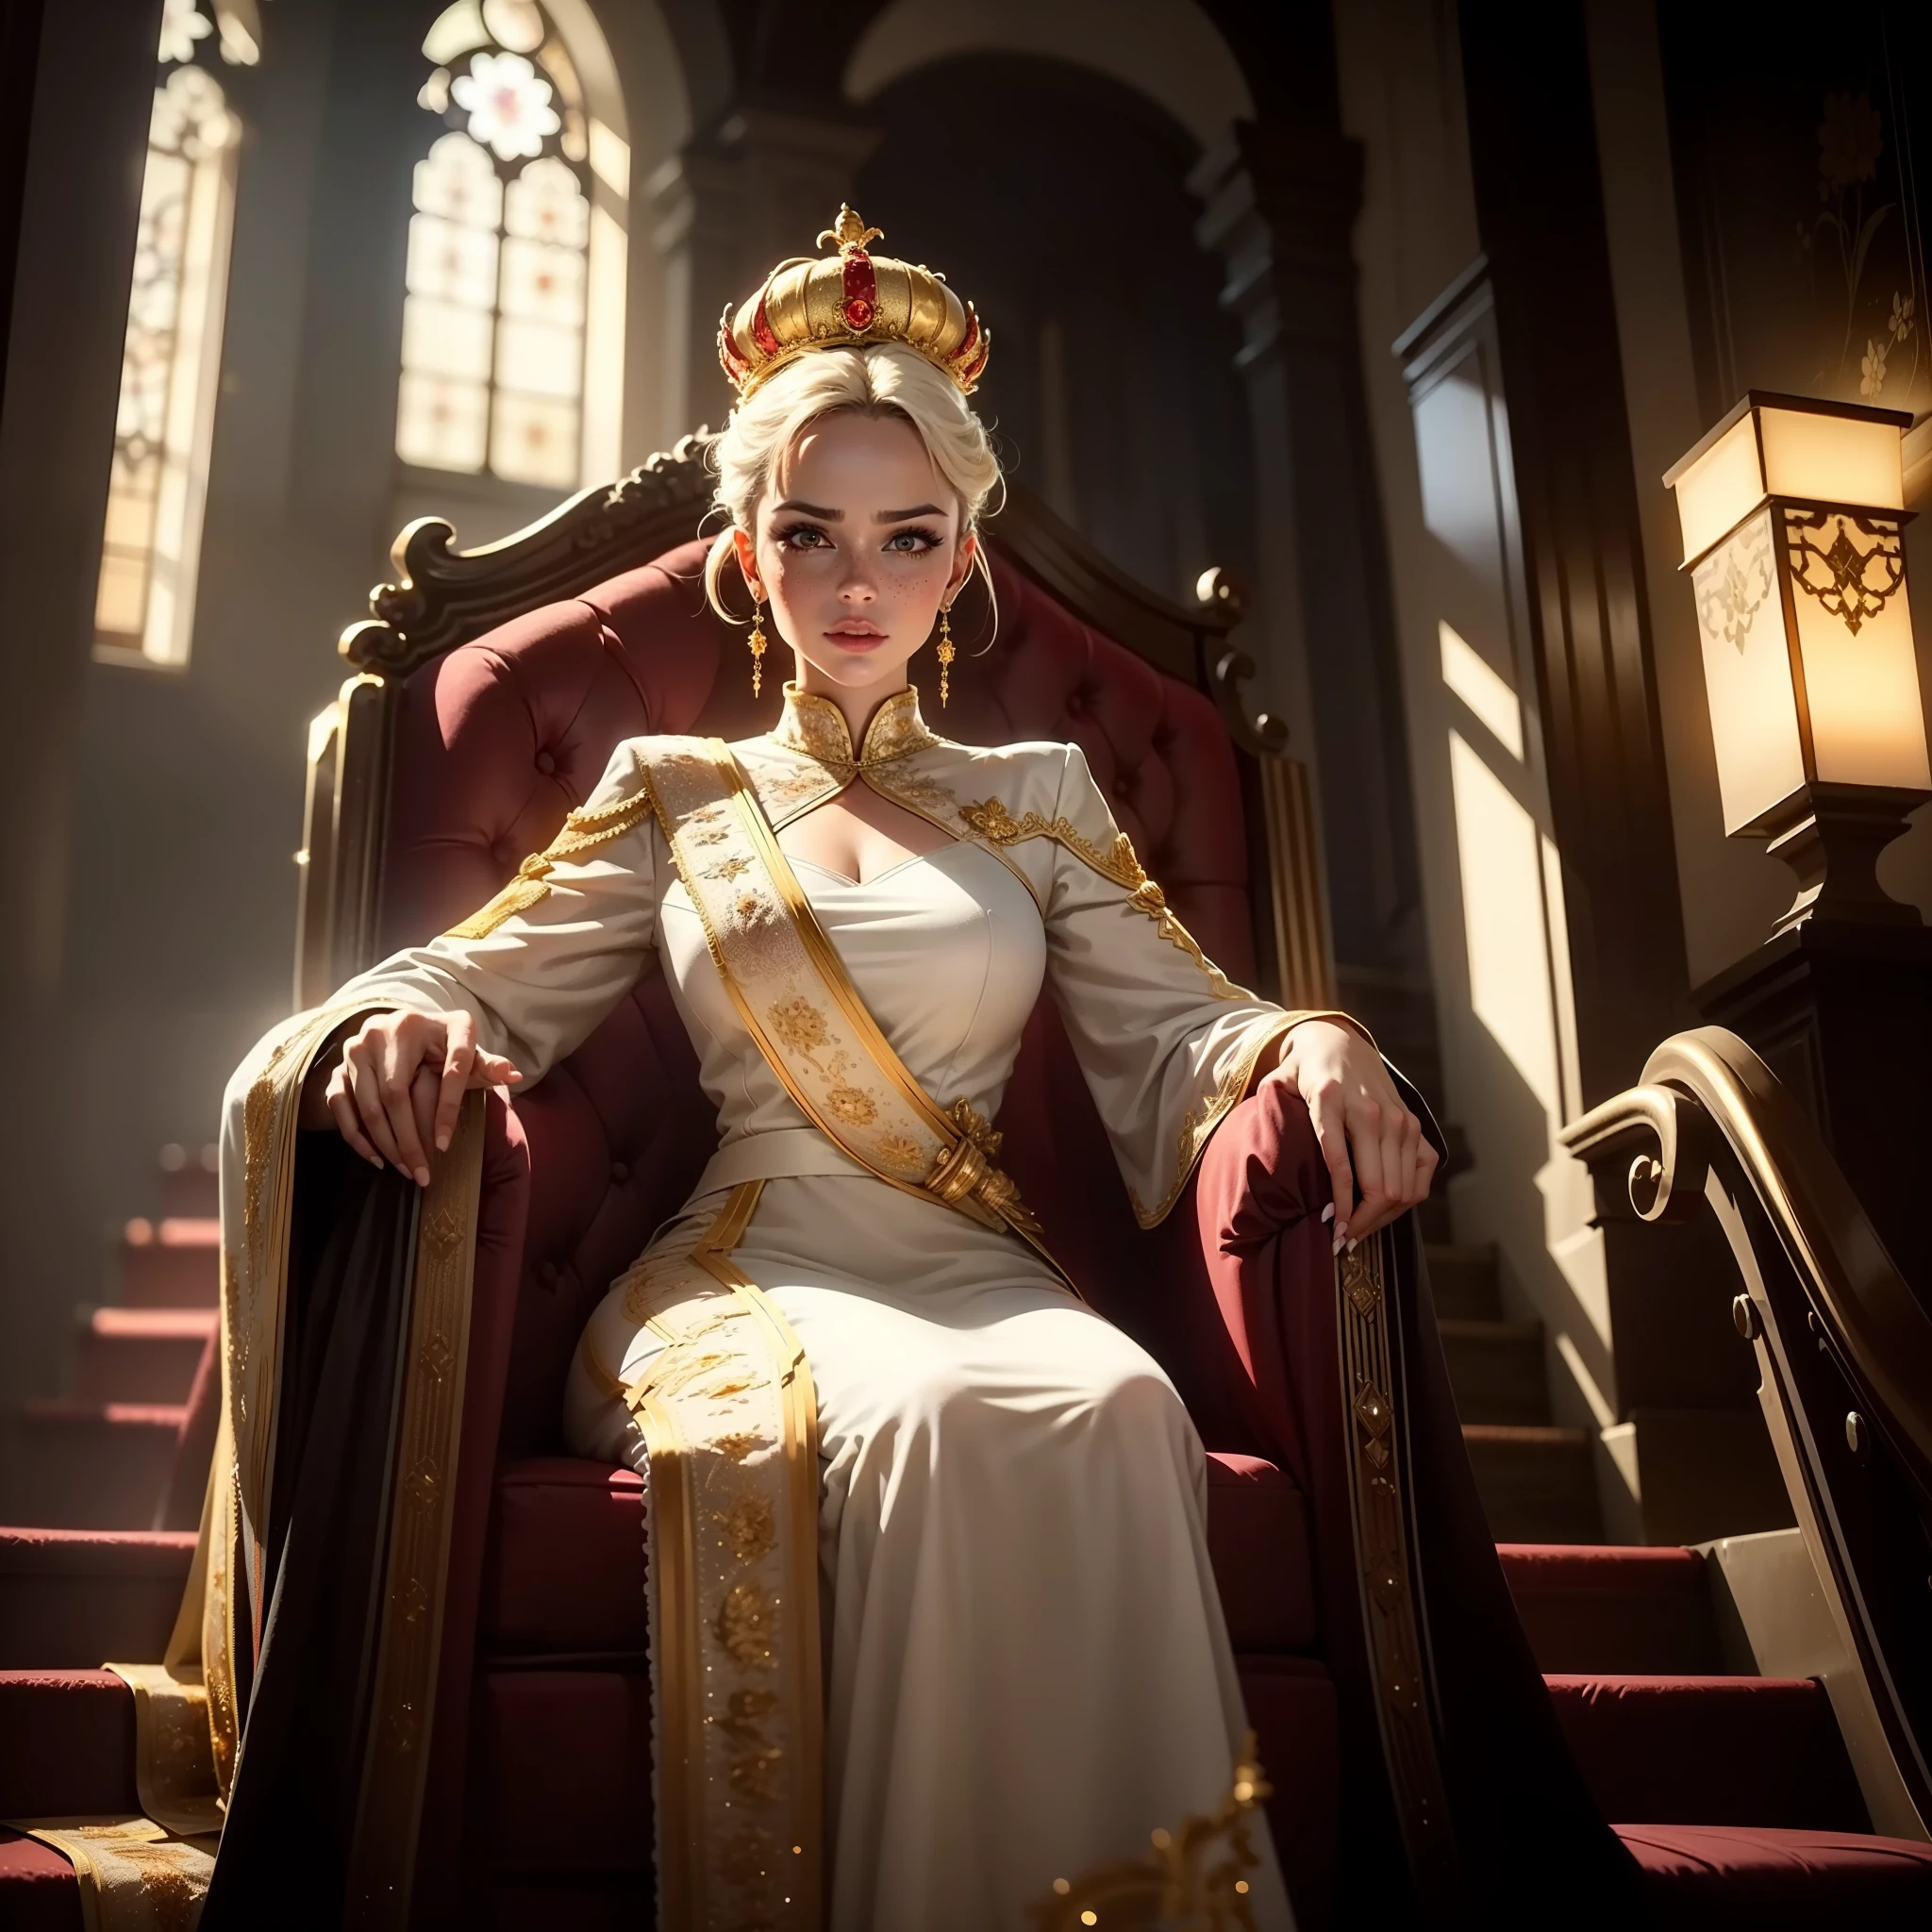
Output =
[
  {"x1": 397, "y1": 2, "x2": 596, "y2": 490},
  {"x1": 94, "y1": 57, "x2": 239, "y2": 664}
]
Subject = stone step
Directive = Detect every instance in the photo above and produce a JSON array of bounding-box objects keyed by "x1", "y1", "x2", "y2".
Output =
[
  {"x1": 8, "y1": 1403, "x2": 185, "y2": 1531},
  {"x1": 1438, "y1": 1317, "x2": 1549, "y2": 1426},
  {"x1": 1500, "y1": 1543, "x2": 1726, "y2": 1675},
  {"x1": 1545, "y1": 1674, "x2": 1869, "y2": 1830},
  {"x1": 0, "y1": 1528, "x2": 194, "y2": 1669},
  {"x1": 1462, "y1": 1423, "x2": 1602, "y2": 1543},
  {"x1": 73, "y1": 1307, "x2": 216, "y2": 1406},
  {"x1": 117, "y1": 1219, "x2": 219, "y2": 1308},
  {"x1": 1424, "y1": 1241, "x2": 1502, "y2": 1322}
]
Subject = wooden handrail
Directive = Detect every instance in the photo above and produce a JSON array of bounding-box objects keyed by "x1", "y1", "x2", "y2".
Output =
[
  {"x1": 1562, "y1": 1025, "x2": 1932, "y2": 1836},
  {"x1": 1565, "y1": 1029, "x2": 1932, "y2": 1479}
]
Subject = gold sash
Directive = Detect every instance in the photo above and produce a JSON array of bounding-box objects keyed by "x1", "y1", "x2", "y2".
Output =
[
  {"x1": 610, "y1": 1182, "x2": 823, "y2": 1932},
  {"x1": 643, "y1": 737, "x2": 1045, "y2": 1246}
]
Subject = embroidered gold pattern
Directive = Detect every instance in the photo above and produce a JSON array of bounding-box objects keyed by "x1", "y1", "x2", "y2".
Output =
[
  {"x1": 959, "y1": 796, "x2": 1242, "y2": 996},
  {"x1": 1129, "y1": 1016, "x2": 1294, "y2": 1228},
  {"x1": 608, "y1": 1181, "x2": 822, "y2": 1929},
  {"x1": 825, "y1": 1083, "x2": 878, "y2": 1126},
  {"x1": 715, "y1": 1579, "x2": 778, "y2": 1666},
  {"x1": 1028, "y1": 1734, "x2": 1273, "y2": 1930},
  {"x1": 444, "y1": 787, "x2": 654, "y2": 940},
  {"x1": 718, "y1": 1493, "x2": 778, "y2": 1562},
  {"x1": 769, "y1": 996, "x2": 830, "y2": 1056},
  {"x1": 769, "y1": 683, "x2": 937, "y2": 769},
  {"x1": 876, "y1": 1132, "x2": 924, "y2": 1176}
]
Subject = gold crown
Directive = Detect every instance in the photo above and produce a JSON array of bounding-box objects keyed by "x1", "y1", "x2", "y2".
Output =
[{"x1": 717, "y1": 206, "x2": 991, "y2": 400}]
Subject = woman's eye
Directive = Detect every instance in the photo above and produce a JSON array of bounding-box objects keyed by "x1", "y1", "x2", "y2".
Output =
[
  {"x1": 884, "y1": 527, "x2": 942, "y2": 554},
  {"x1": 777, "y1": 524, "x2": 830, "y2": 550}
]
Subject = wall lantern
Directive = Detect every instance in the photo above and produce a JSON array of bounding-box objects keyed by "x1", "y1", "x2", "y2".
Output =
[{"x1": 1664, "y1": 391, "x2": 1931, "y2": 934}]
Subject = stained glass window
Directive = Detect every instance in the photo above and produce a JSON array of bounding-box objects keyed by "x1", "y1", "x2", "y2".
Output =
[
  {"x1": 93, "y1": 0, "x2": 257, "y2": 668},
  {"x1": 399, "y1": 0, "x2": 625, "y2": 491}
]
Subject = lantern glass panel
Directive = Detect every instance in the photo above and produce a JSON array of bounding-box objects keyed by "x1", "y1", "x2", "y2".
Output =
[
  {"x1": 1759, "y1": 408, "x2": 1904, "y2": 512},
  {"x1": 1782, "y1": 523, "x2": 1931, "y2": 790},
  {"x1": 1692, "y1": 508, "x2": 1807, "y2": 832},
  {"x1": 1674, "y1": 414, "x2": 1763, "y2": 565}
]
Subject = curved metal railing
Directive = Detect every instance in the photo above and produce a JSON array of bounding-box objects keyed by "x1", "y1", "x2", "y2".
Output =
[{"x1": 1562, "y1": 1026, "x2": 1932, "y2": 1839}]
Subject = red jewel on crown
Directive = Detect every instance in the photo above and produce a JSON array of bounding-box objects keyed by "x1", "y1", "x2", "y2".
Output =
[{"x1": 842, "y1": 251, "x2": 877, "y2": 332}]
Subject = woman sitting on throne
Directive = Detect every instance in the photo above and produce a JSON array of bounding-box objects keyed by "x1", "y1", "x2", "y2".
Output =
[{"x1": 198, "y1": 209, "x2": 1439, "y2": 1930}]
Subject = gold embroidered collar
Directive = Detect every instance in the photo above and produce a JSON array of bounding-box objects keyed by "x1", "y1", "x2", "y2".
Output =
[{"x1": 769, "y1": 683, "x2": 938, "y2": 770}]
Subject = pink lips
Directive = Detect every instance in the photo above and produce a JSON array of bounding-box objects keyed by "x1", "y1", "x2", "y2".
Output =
[{"x1": 826, "y1": 623, "x2": 886, "y2": 649}]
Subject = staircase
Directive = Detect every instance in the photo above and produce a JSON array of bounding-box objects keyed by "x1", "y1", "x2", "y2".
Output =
[
  {"x1": 4, "y1": 1147, "x2": 219, "y2": 1534},
  {"x1": 2, "y1": 1224, "x2": 1926, "y2": 1924},
  {"x1": 1428, "y1": 1240, "x2": 1603, "y2": 1541}
]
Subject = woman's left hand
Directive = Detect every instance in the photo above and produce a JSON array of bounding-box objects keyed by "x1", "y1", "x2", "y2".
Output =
[{"x1": 1258, "y1": 1020, "x2": 1438, "y2": 1253}]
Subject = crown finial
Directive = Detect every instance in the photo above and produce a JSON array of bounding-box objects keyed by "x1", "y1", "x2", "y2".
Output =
[{"x1": 817, "y1": 205, "x2": 883, "y2": 255}]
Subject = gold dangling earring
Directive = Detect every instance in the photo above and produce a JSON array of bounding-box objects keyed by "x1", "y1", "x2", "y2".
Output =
[
  {"x1": 936, "y1": 604, "x2": 956, "y2": 708},
  {"x1": 747, "y1": 598, "x2": 768, "y2": 698}
]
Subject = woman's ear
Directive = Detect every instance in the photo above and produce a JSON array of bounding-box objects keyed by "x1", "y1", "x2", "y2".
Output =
[
  {"x1": 732, "y1": 525, "x2": 761, "y2": 600},
  {"x1": 947, "y1": 528, "x2": 978, "y2": 602}
]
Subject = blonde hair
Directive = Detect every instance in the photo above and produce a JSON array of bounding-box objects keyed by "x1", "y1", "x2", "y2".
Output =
[{"x1": 702, "y1": 342, "x2": 1001, "y2": 623}]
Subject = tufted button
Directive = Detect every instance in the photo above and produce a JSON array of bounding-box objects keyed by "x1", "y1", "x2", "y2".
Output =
[
  {"x1": 609, "y1": 1159, "x2": 630, "y2": 1184},
  {"x1": 535, "y1": 749, "x2": 557, "y2": 775},
  {"x1": 1114, "y1": 776, "x2": 1131, "y2": 798}
]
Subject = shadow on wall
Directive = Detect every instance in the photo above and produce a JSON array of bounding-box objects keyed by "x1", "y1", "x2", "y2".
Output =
[{"x1": 855, "y1": 52, "x2": 1260, "y2": 614}]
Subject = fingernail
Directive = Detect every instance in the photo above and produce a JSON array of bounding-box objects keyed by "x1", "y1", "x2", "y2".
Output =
[
  {"x1": 414, "y1": 1166, "x2": 431, "y2": 1187},
  {"x1": 367, "y1": 1155, "x2": 383, "y2": 1169},
  {"x1": 1332, "y1": 1234, "x2": 1344, "y2": 1257},
  {"x1": 436, "y1": 1133, "x2": 450, "y2": 1152},
  {"x1": 1346, "y1": 1237, "x2": 1358, "y2": 1254},
  {"x1": 1321, "y1": 1204, "x2": 1336, "y2": 1224}
]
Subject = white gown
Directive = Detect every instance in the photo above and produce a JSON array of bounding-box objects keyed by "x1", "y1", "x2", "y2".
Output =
[{"x1": 325, "y1": 688, "x2": 1308, "y2": 1929}]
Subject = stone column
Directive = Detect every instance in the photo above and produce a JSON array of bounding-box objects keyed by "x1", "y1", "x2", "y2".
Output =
[
  {"x1": 647, "y1": 105, "x2": 880, "y2": 440},
  {"x1": 1193, "y1": 120, "x2": 1439, "y2": 1086}
]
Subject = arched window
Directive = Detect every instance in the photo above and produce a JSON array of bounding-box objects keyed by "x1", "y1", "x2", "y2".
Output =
[
  {"x1": 399, "y1": 0, "x2": 628, "y2": 491},
  {"x1": 93, "y1": 0, "x2": 258, "y2": 668}
]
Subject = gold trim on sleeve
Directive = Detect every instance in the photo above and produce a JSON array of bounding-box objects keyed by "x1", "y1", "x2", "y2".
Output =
[
  {"x1": 1130, "y1": 1014, "x2": 1295, "y2": 1228},
  {"x1": 443, "y1": 787, "x2": 655, "y2": 939},
  {"x1": 959, "y1": 795, "x2": 1246, "y2": 999}
]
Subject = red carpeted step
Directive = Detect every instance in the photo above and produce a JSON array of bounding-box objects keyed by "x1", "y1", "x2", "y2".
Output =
[
  {"x1": 73, "y1": 1307, "x2": 216, "y2": 1407},
  {"x1": 1546, "y1": 1675, "x2": 1868, "y2": 1831},
  {"x1": 0, "y1": 1528, "x2": 195, "y2": 1668},
  {"x1": 1500, "y1": 1543, "x2": 1726, "y2": 1674},
  {"x1": 116, "y1": 1219, "x2": 219, "y2": 1309},
  {"x1": 0, "y1": 1671, "x2": 138, "y2": 1817},
  {"x1": 0, "y1": 1830, "x2": 83, "y2": 1932},
  {"x1": 1620, "y1": 1824, "x2": 1932, "y2": 1926},
  {"x1": 9, "y1": 1403, "x2": 185, "y2": 1530}
]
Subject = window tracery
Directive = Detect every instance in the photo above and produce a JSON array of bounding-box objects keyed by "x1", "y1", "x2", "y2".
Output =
[
  {"x1": 400, "y1": 0, "x2": 625, "y2": 491},
  {"x1": 93, "y1": 0, "x2": 258, "y2": 668}
]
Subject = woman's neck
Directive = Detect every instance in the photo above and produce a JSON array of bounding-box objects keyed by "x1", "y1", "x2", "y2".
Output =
[{"x1": 793, "y1": 654, "x2": 916, "y2": 748}]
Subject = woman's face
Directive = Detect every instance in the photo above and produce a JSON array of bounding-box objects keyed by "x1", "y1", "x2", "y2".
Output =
[{"x1": 734, "y1": 410, "x2": 975, "y2": 698}]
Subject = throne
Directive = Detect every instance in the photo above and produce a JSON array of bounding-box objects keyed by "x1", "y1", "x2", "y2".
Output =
[{"x1": 299, "y1": 442, "x2": 1375, "y2": 1926}]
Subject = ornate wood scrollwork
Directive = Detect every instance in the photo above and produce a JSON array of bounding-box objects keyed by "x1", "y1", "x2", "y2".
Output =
[
  {"x1": 341, "y1": 433, "x2": 720, "y2": 676},
  {"x1": 1562, "y1": 1029, "x2": 1932, "y2": 1835}
]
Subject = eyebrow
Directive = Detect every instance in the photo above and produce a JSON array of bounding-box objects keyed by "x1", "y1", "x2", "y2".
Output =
[{"x1": 770, "y1": 500, "x2": 947, "y2": 523}]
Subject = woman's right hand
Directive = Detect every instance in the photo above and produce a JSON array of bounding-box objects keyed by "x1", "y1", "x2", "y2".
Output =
[{"x1": 298, "y1": 1008, "x2": 523, "y2": 1187}]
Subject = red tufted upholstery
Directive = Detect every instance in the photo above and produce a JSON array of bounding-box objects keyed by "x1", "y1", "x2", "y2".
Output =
[{"x1": 377, "y1": 538, "x2": 1324, "y2": 1920}]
